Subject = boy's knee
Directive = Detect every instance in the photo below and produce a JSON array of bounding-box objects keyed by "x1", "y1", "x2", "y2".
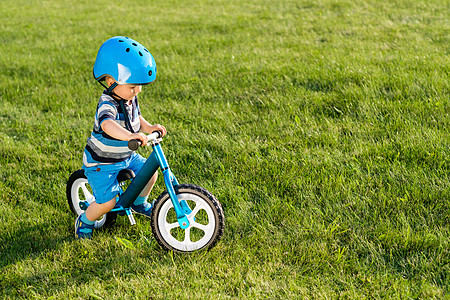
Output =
[{"x1": 103, "y1": 198, "x2": 117, "y2": 210}]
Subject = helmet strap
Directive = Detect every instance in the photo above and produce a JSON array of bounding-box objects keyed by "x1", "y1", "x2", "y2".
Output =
[
  {"x1": 97, "y1": 80, "x2": 135, "y2": 133},
  {"x1": 107, "y1": 82, "x2": 118, "y2": 94},
  {"x1": 118, "y1": 99, "x2": 135, "y2": 133},
  {"x1": 98, "y1": 80, "x2": 118, "y2": 95}
]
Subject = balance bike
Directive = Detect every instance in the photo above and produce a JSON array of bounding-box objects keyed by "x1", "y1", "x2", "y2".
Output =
[{"x1": 67, "y1": 131, "x2": 225, "y2": 252}]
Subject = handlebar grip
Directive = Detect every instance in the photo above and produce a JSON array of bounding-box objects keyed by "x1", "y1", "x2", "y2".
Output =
[
  {"x1": 154, "y1": 130, "x2": 162, "y2": 139},
  {"x1": 128, "y1": 139, "x2": 142, "y2": 151},
  {"x1": 127, "y1": 131, "x2": 163, "y2": 150}
]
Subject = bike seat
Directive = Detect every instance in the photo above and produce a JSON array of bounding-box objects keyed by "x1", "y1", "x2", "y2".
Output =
[{"x1": 117, "y1": 169, "x2": 135, "y2": 182}]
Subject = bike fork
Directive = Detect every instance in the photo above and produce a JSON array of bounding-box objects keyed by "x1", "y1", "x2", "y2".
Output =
[{"x1": 153, "y1": 144, "x2": 191, "y2": 229}]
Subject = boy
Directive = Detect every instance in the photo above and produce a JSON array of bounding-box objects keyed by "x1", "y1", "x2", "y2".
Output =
[{"x1": 75, "y1": 36, "x2": 166, "y2": 239}]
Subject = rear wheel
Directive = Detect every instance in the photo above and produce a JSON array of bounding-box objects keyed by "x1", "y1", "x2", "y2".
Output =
[
  {"x1": 151, "y1": 184, "x2": 224, "y2": 252},
  {"x1": 66, "y1": 169, "x2": 117, "y2": 229}
]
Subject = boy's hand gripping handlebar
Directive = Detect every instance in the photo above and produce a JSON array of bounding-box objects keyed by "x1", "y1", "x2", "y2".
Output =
[{"x1": 128, "y1": 131, "x2": 162, "y2": 150}]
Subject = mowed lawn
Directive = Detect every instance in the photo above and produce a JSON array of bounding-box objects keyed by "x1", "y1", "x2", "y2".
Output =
[{"x1": 0, "y1": 0, "x2": 448, "y2": 298}]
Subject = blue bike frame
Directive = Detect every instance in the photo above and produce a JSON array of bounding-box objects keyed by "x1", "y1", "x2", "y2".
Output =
[{"x1": 112, "y1": 141, "x2": 191, "y2": 229}]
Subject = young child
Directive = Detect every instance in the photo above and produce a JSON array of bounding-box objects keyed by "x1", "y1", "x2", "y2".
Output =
[{"x1": 75, "y1": 36, "x2": 166, "y2": 239}]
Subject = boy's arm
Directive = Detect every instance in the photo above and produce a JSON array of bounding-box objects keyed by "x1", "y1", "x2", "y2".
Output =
[
  {"x1": 101, "y1": 119, "x2": 148, "y2": 144},
  {"x1": 139, "y1": 116, "x2": 167, "y2": 137}
]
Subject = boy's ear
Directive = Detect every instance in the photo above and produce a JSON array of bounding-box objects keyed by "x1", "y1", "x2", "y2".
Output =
[{"x1": 105, "y1": 76, "x2": 115, "y2": 87}]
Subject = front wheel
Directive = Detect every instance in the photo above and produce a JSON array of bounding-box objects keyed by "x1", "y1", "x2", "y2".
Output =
[
  {"x1": 66, "y1": 169, "x2": 117, "y2": 229},
  {"x1": 151, "y1": 184, "x2": 224, "y2": 253}
]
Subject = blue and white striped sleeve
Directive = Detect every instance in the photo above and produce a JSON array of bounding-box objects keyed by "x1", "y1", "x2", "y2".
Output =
[{"x1": 97, "y1": 101, "x2": 117, "y2": 128}]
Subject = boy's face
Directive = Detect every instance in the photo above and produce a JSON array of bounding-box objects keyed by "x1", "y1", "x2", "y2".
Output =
[{"x1": 114, "y1": 84, "x2": 142, "y2": 101}]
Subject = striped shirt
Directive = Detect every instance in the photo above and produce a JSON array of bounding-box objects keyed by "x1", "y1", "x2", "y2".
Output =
[{"x1": 83, "y1": 91, "x2": 141, "y2": 167}]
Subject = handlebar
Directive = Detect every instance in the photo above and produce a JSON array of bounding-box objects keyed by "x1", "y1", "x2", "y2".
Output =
[{"x1": 128, "y1": 131, "x2": 162, "y2": 151}]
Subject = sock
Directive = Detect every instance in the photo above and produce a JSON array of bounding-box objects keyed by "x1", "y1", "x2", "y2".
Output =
[
  {"x1": 133, "y1": 195, "x2": 149, "y2": 206},
  {"x1": 80, "y1": 213, "x2": 95, "y2": 225}
]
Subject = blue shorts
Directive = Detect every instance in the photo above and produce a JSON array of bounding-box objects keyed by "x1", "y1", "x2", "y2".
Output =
[{"x1": 83, "y1": 153, "x2": 147, "y2": 204}]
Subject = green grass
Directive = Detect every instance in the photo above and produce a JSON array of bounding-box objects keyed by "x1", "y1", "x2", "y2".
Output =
[{"x1": 0, "y1": 0, "x2": 448, "y2": 298}]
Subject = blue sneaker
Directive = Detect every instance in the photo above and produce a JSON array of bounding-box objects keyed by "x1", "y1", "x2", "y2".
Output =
[
  {"x1": 131, "y1": 201, "x2": 153, "y2": 218},
  {"x1": 75, "y1": 215, "x2": 94, "y2": 239}
]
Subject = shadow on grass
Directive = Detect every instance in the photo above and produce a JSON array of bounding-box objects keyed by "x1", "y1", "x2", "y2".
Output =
[
  {"x1": 0, "y1": 221, "x2": 71, "y2": 269},
  {"x1": 0, "y1": 219, "x2": 169, "y2": 298}
]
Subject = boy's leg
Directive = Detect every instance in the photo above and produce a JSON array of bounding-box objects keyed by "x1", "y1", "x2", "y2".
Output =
[
  {"x1": 128, "y1": 153, "x2": 158, "y2": 199},
  {"x1": 128, "y1": 153, "x2": 158, "y2": 218},
  {"x1": 138, "y1": 172, "x2": 158, "y2": 199},
  {"x1": 85, "y1": 198, "x2": 117, "y2": 221},
  {"x1": 131, "y1": 172, "x2": 157, "y2": 218},
  {"x1": 77, "y1": 163, "x2": 123, "y2": 239},
  {"x1": 75, "y1": 197, "x2": 116, "y2": 239}
]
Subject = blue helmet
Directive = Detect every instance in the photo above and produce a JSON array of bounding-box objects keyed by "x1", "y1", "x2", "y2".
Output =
[{"x1": 93, "y1": 36, "x2": 157, "y2": 85}]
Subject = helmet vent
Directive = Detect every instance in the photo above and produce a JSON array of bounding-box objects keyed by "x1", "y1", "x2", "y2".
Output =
[
  {"x1": 139, "y1": 51, "x2": 143, "y2": 56},
  {"x1": 132, "y1": 43, "x2": 137, "y2": 46},
  {"x1": 126, "y1": 48, "x2": 130, "y2": 52},
  {"x1": 119, "y1": 40, "x2": 124, "y2": 42},
  {"x1": 144, "y1": 48, "x2": 149, "y2": 52},
  {"x1": 148, "y1": 70, "x2": 153, "y2": 76}
]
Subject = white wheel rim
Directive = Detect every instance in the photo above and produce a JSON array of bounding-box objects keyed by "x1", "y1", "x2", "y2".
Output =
[
  {"x1": 157, "y1": 193, "x2": 217, "y2": 252},
  {"x1": 71, "y1": 178, "x2": 106, "y2": 228}
]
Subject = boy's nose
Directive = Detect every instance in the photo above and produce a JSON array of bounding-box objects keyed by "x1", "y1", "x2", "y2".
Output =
[{"x1": 135, "y1": 86, "x2": 142, "y2": 94}]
